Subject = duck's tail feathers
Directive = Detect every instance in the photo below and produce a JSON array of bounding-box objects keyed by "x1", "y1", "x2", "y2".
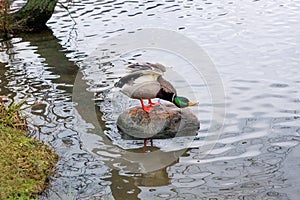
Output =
[{"x1": 127, "y1": 62, "x2": 166, "y2": 73}]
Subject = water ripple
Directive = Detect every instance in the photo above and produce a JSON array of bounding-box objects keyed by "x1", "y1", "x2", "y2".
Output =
[{"x1": 2, "y1": 0, "x2": 300, "y2": 199}]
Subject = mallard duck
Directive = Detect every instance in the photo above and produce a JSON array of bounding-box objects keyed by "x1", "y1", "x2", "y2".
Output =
[{"x1": 115, "y1": 63, "x2": 198, "y2": 112}]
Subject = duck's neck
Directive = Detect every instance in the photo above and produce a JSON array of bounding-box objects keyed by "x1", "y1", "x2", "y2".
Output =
[{"x1": 156, "y1": 88, "x2": 176, "y2": 103}]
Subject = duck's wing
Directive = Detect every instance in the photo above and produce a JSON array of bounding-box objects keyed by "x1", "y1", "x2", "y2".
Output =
[
  {"x1": 127, "y1": 62, "x2": 166, "y2": 73},
  {"x1": 115, "y1": 70, "x2": 161, "y2": 88},
  {"x1": 157, "y1": 75, "x2": 177, "y2": 95},
  {"x1": 114, "y1": 71, "x2": 145, "y2": 88},
  {"x1": 114, "y1": 70, "x2": 162, "y2": 99}
]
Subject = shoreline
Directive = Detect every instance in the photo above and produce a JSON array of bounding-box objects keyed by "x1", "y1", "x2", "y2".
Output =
[{"x1": 0, "y1": 97, "x2": 59, "y2": 199}]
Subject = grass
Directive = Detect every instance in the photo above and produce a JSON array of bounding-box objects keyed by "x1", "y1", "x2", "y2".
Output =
[{"x1": 0, "y1": 97, "x2": 59, "y2": 199}]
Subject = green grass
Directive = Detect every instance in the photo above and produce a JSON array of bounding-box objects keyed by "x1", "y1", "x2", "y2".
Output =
[{"x1": 0, "y1": 98, "x2": 59, "y2": 199}]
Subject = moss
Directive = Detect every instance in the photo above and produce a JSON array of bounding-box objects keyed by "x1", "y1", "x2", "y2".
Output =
[{"x1": 0, "y1": 98, "x2": 59, "y2": 199}]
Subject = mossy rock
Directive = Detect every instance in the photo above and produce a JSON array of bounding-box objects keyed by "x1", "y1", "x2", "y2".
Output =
[{"x1": 117, "y1": 104, "x2": 200, "y2": 139}]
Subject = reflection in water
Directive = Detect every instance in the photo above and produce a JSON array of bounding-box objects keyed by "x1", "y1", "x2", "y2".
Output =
[
  {"x1": 0, "y1": 62, "x2": 12, "y2": 96},
  {"x1": 1, "y1": 0, "x2": 300, "y2": 199},
  {"x1": 0, "y1": 30, "x2": 113, "y2": 199},
  {"x1": 105, "y1": 149, "x2": 178, "y2": 200},
  {"x1": 107, "y1": 166, "x2": 171, "y2": 200},
  {"x1": 108, "y1": 169, "x2": 141, "y2": 200}
]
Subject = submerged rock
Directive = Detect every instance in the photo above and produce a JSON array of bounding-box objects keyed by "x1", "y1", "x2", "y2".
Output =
[{"x1": 117, "y1": 104, "x2": 200, "y2": 139}]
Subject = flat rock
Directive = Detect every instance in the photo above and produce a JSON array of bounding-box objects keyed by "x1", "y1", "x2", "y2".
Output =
[{"x1": 117, "y1": 104, "x2": 200, "y2": 139}]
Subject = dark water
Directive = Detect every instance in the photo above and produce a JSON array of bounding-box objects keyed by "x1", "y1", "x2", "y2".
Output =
[{"x1": 1, "y1": 0, "x2": 300, "y2": 199}]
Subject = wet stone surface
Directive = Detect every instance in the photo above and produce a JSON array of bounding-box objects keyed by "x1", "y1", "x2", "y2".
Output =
[{"x1": 117, "y1": 104, "x2": 200, "y2": 140}]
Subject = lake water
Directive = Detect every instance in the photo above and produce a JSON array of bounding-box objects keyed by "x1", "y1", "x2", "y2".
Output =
[{"x1": 1, "y1": 0, "x2": 300, "y2": 199}]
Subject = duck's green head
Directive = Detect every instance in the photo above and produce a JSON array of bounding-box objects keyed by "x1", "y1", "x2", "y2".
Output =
[{"x1": 173, "y1": 96, "x2": 198, "y2": 108}]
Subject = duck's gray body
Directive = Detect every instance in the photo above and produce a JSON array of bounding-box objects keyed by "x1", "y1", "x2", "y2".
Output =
[{"x1": 115, "y1": 64, "x2": 176, "y2": 100}]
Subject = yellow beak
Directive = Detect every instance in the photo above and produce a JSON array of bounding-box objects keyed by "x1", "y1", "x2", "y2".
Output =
[{"x1": 188, "y1": 101, "x2": 198, "y2": 106}]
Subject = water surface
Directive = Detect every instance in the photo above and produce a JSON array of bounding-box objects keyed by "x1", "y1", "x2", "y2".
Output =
[{"x1": 1, "y1": 0, "x2": 300, "y2": 199}]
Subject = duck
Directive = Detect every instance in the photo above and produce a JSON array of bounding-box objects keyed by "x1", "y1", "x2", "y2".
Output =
[{"x1": 114, "y1": 62, "x2": 198, "y2": 112}]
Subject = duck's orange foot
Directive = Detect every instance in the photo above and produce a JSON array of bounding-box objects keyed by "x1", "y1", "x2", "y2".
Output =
[
  {"x1": 148, "y1": 99, "x2": 160, "y2": 107},
  {"x1": 140, "y1": 99, "x2": 154, "y2": 113},
  {"x1": 143, "y1": 105, "x2": 153, "y2": 113}
]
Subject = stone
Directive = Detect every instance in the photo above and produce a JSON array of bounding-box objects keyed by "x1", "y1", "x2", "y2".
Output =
[{"x1": 117, "y1": 103, "x2": 200, "y2": 140}]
